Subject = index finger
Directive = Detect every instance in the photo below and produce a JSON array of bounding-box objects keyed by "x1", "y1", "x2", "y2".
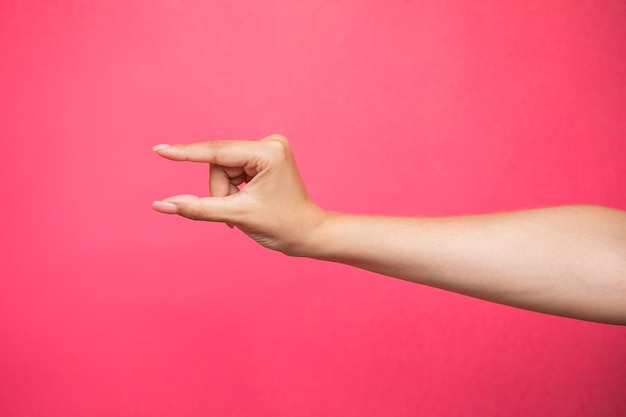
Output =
[{"x1": 152, "y1": 140, "x2": 261, "y2": 167}]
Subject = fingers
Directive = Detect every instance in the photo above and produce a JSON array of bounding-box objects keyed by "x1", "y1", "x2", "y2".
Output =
[
  {"x1": 152, "y1": 135, "x2": 292, "y2": 226},
  {"x1": 152, "y1": 194, "x2": 240, "y2": 223},
  {"x1": 153, "y1": 140, "x2": 261, "y2": 167},
  {"x1": 209, "y1": 164, "x2": 246, "y2": 197}
]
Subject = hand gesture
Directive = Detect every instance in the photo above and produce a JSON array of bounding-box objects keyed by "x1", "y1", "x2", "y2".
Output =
[{"x1": 152, "y1": 134, "x2": 326, "y2": 255}]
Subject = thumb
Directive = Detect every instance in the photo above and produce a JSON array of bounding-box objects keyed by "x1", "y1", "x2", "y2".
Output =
[{"x1": 152, "y1": 194, "x2": 238, "y2": 223}]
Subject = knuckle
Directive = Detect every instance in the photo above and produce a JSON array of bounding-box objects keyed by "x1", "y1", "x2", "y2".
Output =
[
  {"x1": 210, "y1": 141, "x2": 226, "y2": 150},
  {"x1": 266, "y1": 133, "x2": 288, "y2": 143},
  {"x1": 263, "y1": 136, "x2": 290, "y2": 160},
  {"x1": 187, "y1": 200, "x2": 204, "y2": 221},
  {"x1": 209, "y1": 141, "x2": 226, "y2": 165}
]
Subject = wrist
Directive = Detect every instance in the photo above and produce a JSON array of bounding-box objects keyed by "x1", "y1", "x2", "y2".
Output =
[
  {"x1": 281, "y1": 209, "x2": 337, "y2": 258},
  {"x1": 284, "y1": 210, "x2": 344, "y2": 259}
]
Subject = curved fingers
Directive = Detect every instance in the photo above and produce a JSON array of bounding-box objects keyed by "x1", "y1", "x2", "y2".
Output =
[{"x1": 209, "y1": 164, "x2": 247, "y2": 197}]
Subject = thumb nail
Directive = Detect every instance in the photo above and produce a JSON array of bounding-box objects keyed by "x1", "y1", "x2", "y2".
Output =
[{"x1": 152, "y1": 201, "x2": 178, "y2": 214}]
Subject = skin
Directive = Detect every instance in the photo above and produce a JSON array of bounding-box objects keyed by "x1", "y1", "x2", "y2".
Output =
[{"x1": 152, "y1": 134, "x2": 626, "y2": 325}]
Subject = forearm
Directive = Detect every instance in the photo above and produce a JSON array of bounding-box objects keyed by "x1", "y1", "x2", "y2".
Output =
[{"x1": 305, "y1": 205, "x2": 626, "y2": 325}]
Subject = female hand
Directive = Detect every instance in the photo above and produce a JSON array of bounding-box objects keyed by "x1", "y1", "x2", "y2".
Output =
[{"x1": 152, "y1": 134, "x2": 326, "y2": 255}]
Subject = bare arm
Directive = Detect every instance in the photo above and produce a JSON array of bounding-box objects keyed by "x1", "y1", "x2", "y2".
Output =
[
  {"x1": 308, "y1": 208, "x2": 626, "y2": 325},
  {"x1": 152, "y1": 135, "x2": 626, "y2": 325}
]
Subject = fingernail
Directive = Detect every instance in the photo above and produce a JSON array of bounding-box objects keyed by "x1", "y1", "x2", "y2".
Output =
[
  {"x1": 152, "y1": 201, "x2": 178, "y2": 214},
  {"x1": 152, "y1": 144, "x2": 171, "y2": 152}
]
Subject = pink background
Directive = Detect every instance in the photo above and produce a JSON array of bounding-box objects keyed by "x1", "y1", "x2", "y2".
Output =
[{"x1": 1, "y1": 1, "x2": 625, "y2": 416}]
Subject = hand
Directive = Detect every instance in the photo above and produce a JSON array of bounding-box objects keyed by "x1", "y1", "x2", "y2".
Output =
[{"x1": 152, "y1": 134, "x2": 326, "y2": 255}]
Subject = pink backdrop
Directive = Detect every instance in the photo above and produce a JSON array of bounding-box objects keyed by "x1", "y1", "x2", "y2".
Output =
[{"x1": 1, "y1": 1, "x2": 625, "y2": 416}]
